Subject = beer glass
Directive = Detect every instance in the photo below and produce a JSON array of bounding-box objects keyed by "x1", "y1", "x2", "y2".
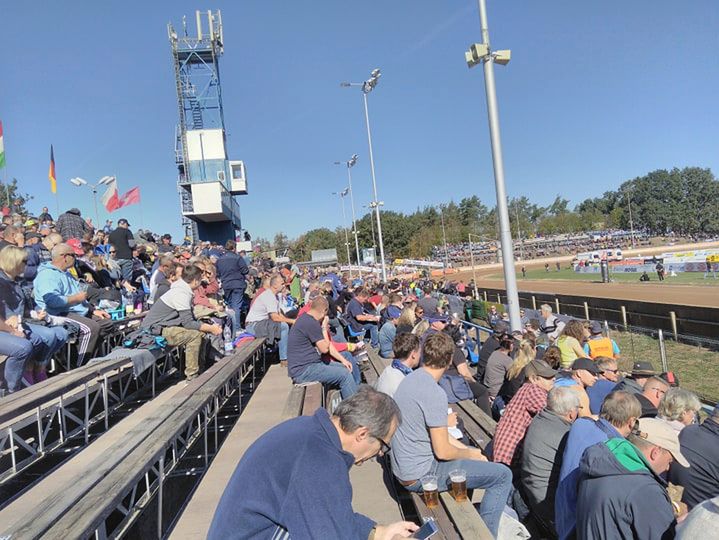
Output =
[
  {"x1": 449, "y1": 469, "x2": 467, "y2": 502},
  {"x1": 421, "y1": 474, "x2": 439, "y2": 508}
]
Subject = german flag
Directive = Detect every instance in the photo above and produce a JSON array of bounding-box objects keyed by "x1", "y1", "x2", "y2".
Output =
[{"x1": 48, "y1": 145, "x2": 57, "y2": 194}]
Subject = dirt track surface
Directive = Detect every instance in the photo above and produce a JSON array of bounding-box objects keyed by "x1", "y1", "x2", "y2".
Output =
[{"x1": 450, "y1": 241, "x2": 719, "y2": 308}]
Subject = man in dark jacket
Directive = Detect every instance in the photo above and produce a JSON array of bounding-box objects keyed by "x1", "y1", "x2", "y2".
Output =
[
  {"x1": 576, "y1": 417, "x2": 688, "y2": 540},
  {"x1": 521, "y1": 386, "x2": 580, "y2": 536},
  {"x1": 215, "y1": 240, "x2": 249, "y2": 334},
  {"x1": 670, "y1": 404, "x2": 719, "y2": 509},
  {"x1": 476, "y1": 320, "x2": 508, "y2": 381},
  {"x1": 108, "y1": 218, "x2": 135, "y2": 281},
  {"x1": 208, "y1": 386, "x2": 417, "y2": 540},
  {"x1": 56, "y1": 208, "x2": 92, "y2": 241}
]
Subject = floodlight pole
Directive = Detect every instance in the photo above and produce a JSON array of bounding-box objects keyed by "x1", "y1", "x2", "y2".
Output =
[
  {"x1": 440, "y1": 206, "x2": 449, "y2": 274},
  {"x1": 334, "y1": 190, "x2": 354, "y2": 278},
  {"x1": 345, "y1": 161, "x2": 362, "y2": 274},
  {"x1": 468, "y1": 233, "x2": 480, "y2": 298},
  {"x1": 362, "y1": 91, "x2": 388, "y2": 283},
  {"x1": 469, "y1": 0, "x2": 521, "y2": 331}
]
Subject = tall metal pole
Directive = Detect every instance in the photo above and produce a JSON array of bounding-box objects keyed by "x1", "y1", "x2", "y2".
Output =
[
  {"x1": 336, "y1": 191, "x2": 353, "y2": 278},
  {"x1": 440, "y1": 207, "x2": 449, "y2": 273},
  {"x1": 474, "y1": 0, "x2": 521, "y2": 331},
  {"x1": 626, "y1": 191, "x2": 636, "y2": 248},
  {"x1": 92, "y1": 188, "x2": 100, "y2": 230},
  {"x1": 346, "y1": 165, "x2": 362, "y2": 273},
  {"x1": 362, "y1": 92, "x2": 388, "y2": 283},
  {"x1": 469, "y1": 234, "x2": 478, "y2": 298}
]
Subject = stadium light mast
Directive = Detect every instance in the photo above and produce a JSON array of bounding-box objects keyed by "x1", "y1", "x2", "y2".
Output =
[
  {"x1": 438, "y1": 205, "x2": 450, "y2": 274},
  {"x1": 340, "y1": 69, "x2": 388, "y2": 283},
  {"x1": 624, "y1": 188, "x2": 636, "y2": 249},
  {"x1": 334, "y1": 154, "x2": 362, "y2": 275},
  {"x1": 332, "y1": 188, "x2": 354, "y2": 279},
  {"x1": 465, "y1": 0, "x2": 521, "y2": 331}
]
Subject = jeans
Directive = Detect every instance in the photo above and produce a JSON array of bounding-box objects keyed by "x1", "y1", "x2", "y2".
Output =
[
  {"x1": 340, "y1": 350, "x2": 362, "y2": 385},
  {"x1": 0, "y1": 332, "x2": 34, "y2": 392},
  {"x1": 117, "y1": 259, "x2": 134, "y2": 282},
  {"x1": 362, "y1": 323, "x2": 379, "y2": 348},
  {"x1": 223, "y1": 287, "x2": 246, "y2": 333},
  {"x1": 294, "y1": 359, "x2": 359, "y2": 399},
  {"x1": 404, "y1": 458, "x2": 512, "y2": 537},
  {"x1": 26, "y1": 323, "x2": 69, "y2": 366},
  {"x1": 329, "y1": 318, "x2": 347, "y2": 343}
]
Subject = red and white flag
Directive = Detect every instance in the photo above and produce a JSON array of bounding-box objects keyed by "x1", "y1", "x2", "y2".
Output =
[
  {"x1": 101, "y1": 177, "x2": 121, "y2": 212},
  {"x1": 118, "y1": 187, "x2": 140, "y2": 208}
]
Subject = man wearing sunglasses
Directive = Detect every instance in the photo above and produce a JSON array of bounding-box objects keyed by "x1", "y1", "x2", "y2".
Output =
[
  {"x1": 33, "y1": 243, "x2": 113, "y2": 365},
  {"x1": 587, "y1": 357, "x2": 621, "y2": 415}
]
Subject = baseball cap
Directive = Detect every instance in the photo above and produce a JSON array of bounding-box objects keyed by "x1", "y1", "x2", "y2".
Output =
[
  {"x1": 589, "y1": 320, "x2": 603, "y2": 335},
  {"x1": 386, "y1": 305, "x2": 402, "y2": 319},
  {"x1": 631, "y1": 361, "x2": 657, "y2": 377},
  {"x1": 571, "y1": 357, "x2": 603, "y2": 375},
  {"x1": 66, "y1": 238, "x2": 85, "y2": 255},
  {"x1": 425, "y1": 311, "x2": 449, "y2": 323},
  {"x1": 162, "y1": 233, "x2": 172, "y2": 239},
  {"x1": 118, "y1": 218, "x2": 130, "y2": 226},
  {"x1": 527, "y1": 359, "x2": 558, "y2": 378},
  {"x1": 635, "y1": 418, "x2": 689, "y2": 467}
]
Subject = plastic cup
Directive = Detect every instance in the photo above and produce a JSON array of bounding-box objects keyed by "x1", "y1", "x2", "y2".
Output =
[
  {"x1": 421, "y1": 474, "x2": 439, "y2": 508},
  {"x1": 449, "y1": 469, "x2": 467, "y2": 501}
]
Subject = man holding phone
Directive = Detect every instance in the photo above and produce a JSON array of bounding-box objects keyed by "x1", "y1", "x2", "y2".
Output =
[{"x1": 209, "y1": 386, "x2": 418, "y2": 539}]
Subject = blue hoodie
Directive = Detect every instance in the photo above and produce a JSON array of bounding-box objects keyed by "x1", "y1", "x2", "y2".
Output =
[
  {"x1": 33, "y1": 261, "x2": 90, "y2": 316},
  {"x1": 555, "y1": 417, "x2": 623, "y2": 539},
  {"x1": 576, "y1": 439, "x2": 675, "y2": 540}
]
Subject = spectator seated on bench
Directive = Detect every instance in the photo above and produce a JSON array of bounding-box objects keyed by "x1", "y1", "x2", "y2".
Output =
[
  {"x1": 245, "y1": 274, "x2": 295, "y2": 363},
  {"x1": 0, "y1": 246, "x2": 69, "y2": 390},
  {"x1": 140, "y1": 264, "x2": 222, "y2": 381},
  {"x1": 390, "y1": 332, "x2": 512, "y2": 537},
  {"x1": 375, "y1": 333, "x2": 420, "y2": 398},
  {"x1": 287, "y1": 296, "x2": 360, "y2": 399},
  {"x1": 33, "y1": 243, "x2": 114, "y2": 366},
  {"x1": 208, "y1": 386, "x2": 418, "y2": 540},
  {"x1": 378, "y1": 305, "x2": 401, "y2": 359},
  {"x1": 345, "y1": 287, "x2": 379, "y2": 348}
]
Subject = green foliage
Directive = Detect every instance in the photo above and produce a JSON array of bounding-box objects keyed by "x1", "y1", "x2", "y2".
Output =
[
  {"x1": 0, "y1": 178, "x2": 32, "y2": 213},
  {"x1": 278, "y1": 167, "x2": 718, "y2": 260}
]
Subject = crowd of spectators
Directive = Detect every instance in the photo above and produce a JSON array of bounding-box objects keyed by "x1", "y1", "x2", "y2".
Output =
[
  {"x1": 5, "y1": 202, "x2": 716, "y2": 538},
  {"x1": 429, "y1": 230, "x2": 650, "y2": 267}
]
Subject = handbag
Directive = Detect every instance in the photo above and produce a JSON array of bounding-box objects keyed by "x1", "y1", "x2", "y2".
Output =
[{"x1": 438, "y1": 374, "x2": 474, "y2": 403}]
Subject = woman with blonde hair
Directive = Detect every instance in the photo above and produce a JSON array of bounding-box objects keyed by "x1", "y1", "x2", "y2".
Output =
[
  {"x1": 498, "y1": 335, "x2": 538, "y2": 404},
  {"x1": 556, "y1": 319, "x2": 589, "y2": 368},
  {"x1": 0, "y1": 246, "x2": 69, "y2": 388},
  {"x1": 396, "y1": 304, "x2": 416, "y2": 334}
]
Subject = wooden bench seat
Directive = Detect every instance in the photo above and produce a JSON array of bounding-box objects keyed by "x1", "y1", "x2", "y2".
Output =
[
  {"x1": 169, "y1": 364, "x2": 293, "y2": 539},
  {"x1": 0, "y1": 339, "x2": 264, "y2": 539}
]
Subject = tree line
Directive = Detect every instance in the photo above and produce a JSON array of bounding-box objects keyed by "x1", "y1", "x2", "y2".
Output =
[{"x1": 256, "y1": 166, "x2": 719, "y2": 262}]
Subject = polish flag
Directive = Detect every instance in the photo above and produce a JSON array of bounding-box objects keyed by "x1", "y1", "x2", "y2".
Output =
[
  {"x1": 101, "y1": 177, "x2": 121, "y2": 212},
  {"x1": 118, "y1": 187, "x2": 141, "y2": 208}
]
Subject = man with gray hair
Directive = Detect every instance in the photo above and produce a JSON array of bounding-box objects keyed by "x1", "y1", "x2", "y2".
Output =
[
  {"x1": 539, "y1": 304, "x2": 564, "y2": 344},
  {"x1": 555, "y1": 390, "x2": 642, "y2": 539},
  {"x1": 209, "y1": 385, "x2": 418, "y2": 539},
  {"x1": 246, "y1": 274, "x2": 295, "y2": 363},
  {"x1": 521, "y1": 386, "x2": 581, "y2": 536}
]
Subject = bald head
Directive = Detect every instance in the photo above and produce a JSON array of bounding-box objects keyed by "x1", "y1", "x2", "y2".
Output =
[{"x1": 643, "y1": 376, "x2": 670, "y2": 408}]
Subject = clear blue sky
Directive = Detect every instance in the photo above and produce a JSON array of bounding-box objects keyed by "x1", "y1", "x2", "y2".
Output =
[{"x1": 1, "y1": 1, "x2": 717, "y2": 241}]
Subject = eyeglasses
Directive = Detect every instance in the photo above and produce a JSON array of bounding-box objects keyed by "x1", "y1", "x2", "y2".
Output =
[
  {"x1": 109, "y1": 250, "x2": 116, "y2": 254},
  {"x1": 63, "y1": 253, "x2": 77, "y2": 259},
  {"x1": 603, "y1": 368, "x2": 619, "y2": 373},
  {"x1": 373, "y1": 434, "x2": 391, "y2": 455}
]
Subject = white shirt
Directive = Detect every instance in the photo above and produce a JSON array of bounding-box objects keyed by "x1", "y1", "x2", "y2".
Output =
[
  {"x1": 246, "y1": 289, "x2": 280, "y2": 324},
  {"x1": 375, "y1": 365, "x2": 407, "y2": 398}
]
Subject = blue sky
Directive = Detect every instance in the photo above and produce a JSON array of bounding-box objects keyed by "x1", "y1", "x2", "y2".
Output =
[{"x1": 1, "y1": 1, "x2": 717, "y2": 241}]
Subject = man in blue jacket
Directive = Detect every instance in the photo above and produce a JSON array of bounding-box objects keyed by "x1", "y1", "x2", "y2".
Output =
[
  {"x1": 215, "y1": 240, "x2": 249, "y2": 335},
  {"x1": 576, "y1": 417, "x2": 689, "y2": 539},
  {"x1": 33, "y1": 243, "x2": 113, "y2": 365},
  {"x1": 555, "y1": 391, "x2": 641, "y2": 540},
  {"x1": 208, "y1": 386, "x2": 418, "y2": 540}
]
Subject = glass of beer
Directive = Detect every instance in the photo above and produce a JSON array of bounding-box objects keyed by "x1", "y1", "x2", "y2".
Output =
[
  {"x1": 449, "y1": 469, "x2": 467, "y2": 501},
  {"x1": 421, "y1": 474, "x2": 439, "y2": 508}
]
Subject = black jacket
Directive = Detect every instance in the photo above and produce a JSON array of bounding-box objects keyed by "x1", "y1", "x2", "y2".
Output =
[
  {"x1": 670, "y1": 417, "x2": 719, "y2": 509},
  {"x1": 216, "y1": 252, "x2": 249, "y2": 291}
]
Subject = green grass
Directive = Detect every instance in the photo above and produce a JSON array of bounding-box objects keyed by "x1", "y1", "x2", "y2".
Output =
[
  {"x1": 493, "y1": 267, "x2": 719, "y2": 286},
  {"x1": 612, "y1": 330, "x2": 719, "y2": 403}
]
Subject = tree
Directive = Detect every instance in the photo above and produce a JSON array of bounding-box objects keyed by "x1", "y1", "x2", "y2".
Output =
[
  {"x1": 273, "y1": 232, "x2": 289, "y2": 250},
  {"x1": 0, "y1": 178, "x2": 32, "y2": 213}
]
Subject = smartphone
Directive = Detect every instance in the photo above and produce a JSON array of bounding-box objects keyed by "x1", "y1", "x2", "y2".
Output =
[{"x1": 412, "y1": 518, "x2": 439, "y2": 539}]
